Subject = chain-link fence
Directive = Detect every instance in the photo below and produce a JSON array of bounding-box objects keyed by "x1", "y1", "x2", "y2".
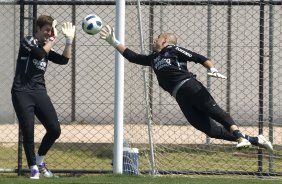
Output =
[{"x1": 0, "y1": 0, "x2": 281, "y2": 177}]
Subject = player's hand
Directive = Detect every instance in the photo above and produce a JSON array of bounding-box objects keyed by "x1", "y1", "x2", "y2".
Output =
[
  {"x1": 62, "y1": 22, "x2": 76, "y2": 38},
  {"x1": 207, "y1": 67, "x2": 227, "y2": 79},
  {"x1": 50, "y1": 19, "x2": 58, "y2": 38},
  {"x1": 100, "y1": 25, "x2": 120, "y2": 47},
  {"x1": 62, "y1": 22, "x2": 76, "y2": 45}
]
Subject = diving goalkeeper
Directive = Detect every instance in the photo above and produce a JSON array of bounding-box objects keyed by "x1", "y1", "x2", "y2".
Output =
[{"x1": 100, "y1": 25, "x2": 273, "y2": 152}]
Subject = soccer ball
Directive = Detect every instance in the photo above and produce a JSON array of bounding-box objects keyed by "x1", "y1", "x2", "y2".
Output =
[{"x1": 82, "y1": 14, "x2": 103, "y2": 35}]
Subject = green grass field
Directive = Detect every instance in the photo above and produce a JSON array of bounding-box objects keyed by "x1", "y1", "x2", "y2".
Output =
[
  {"x1": 0, "y1": 174, "x2": 281, "y2": 184},
  {"x1": 0, "y1": 174, "x2": 282, "y2": 184},
  {"x1": 1, "y1": 143, "x2": 281, "y2": 184},
  {"x1": 2, "y1": 143, "x2": 281, "y2": 172}
]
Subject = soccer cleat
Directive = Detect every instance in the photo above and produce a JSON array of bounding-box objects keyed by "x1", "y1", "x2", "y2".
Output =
[
  {"x1": 258, "y1": 135, "x2": 273, "y2": 152},
  {"x1": 38, "y1": 163, "x2": 54, "y2": 178},
  {"x1": 30, "y1": 169, "x2": 40, "y2": 179},
  {"x1": 236, "y1": 137, "x2": 251, "y2": 149}
]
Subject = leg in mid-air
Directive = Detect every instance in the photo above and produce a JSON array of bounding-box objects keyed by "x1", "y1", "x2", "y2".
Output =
[
  {"x1": 196, "y1": 89, "x2": 273, "y2": 151},
  {"x1": 176, "y1": 87, "x2": 244, "y2": 144},
  {"x1": 179, "y1": 100, "x2": 272, "y2": 152},
  {"x1": 175, "y1": 80, "x2": 273, "y2": 152},
  {"x1": 194, "y1": 86, "x2": 273, "y2": 152},
  {"x1": 226, "y1": 124, "x2": 272, "y2": 151}
]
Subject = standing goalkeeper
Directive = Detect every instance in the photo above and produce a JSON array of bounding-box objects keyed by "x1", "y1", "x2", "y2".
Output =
[
  {"x1": 100, "y1": 25, "x2": 273, "y2": 152},
  {"x1": 11, "y1": 15, "x2": 75, "y2": 179}
]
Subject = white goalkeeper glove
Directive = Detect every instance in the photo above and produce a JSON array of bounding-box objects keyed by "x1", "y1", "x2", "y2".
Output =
[
  {"x1": 49, "y1": 19, "x2": 58, "y2": 41},
  {"x1": 207, "y1": 67, "x2": 227, "y2": 79},
  {"x1": 100, "y1": 25, "x2": 120, "y2": 47},
  {"x1": 62, "y1": 22, "x2": 76, "y2": 45}
]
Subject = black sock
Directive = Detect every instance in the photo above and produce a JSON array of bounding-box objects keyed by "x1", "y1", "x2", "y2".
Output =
[
  {"x1": 232, "y1": 130, "x2": 244, "y2": 139},
  {"x1": 245, "y1": 135, "x2": 259, "y2": 145}
]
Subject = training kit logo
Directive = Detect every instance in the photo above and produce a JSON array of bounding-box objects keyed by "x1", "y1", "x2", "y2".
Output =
[
  {"x1": 175, "y1": 47, "x2": 192, "y2": 57},
  {"x1": 33, "y1": 59, "x2": 47, "y2": 71},
  {"x1": 153, "y1": 56, "x2": 171, "y2": 70}
]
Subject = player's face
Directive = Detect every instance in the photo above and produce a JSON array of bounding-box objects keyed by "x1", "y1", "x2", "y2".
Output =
[
  {"x1": 153, "y1": 33, "x2": 167, "y2": 52},
  {"x1": 36, "y1": 24, "x2": 53, "y2": 42}
]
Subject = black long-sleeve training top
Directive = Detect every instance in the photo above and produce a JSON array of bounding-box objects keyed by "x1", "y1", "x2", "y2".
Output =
[
  {"x1": 123, "y1": 45, "x2": 208, "y2": 95},
  {"x1": 12, "y1": 36, "x2": 69, "y2": 92}
]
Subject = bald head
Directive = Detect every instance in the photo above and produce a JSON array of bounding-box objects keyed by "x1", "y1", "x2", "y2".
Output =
[
  {"x1": 153, "y1": 33, "x2": 178, "y2": 52},
  {"x1": 165, "y1": 33, "x2": 177, "y2": 45}
]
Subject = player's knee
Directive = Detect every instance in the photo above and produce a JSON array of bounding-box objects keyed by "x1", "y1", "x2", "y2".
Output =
[
  {"x1": 209, "y1": 108, "x2": 234, "y2": 130},
  {"x1": 47, "y1": 125, "x2": 61, "y2": 139},
  {"x1": 53, "y1": 127, "x2": 61, "y2": 139}
]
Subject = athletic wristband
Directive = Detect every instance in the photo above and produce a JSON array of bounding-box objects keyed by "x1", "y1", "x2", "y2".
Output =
[{"x1": 65, "y1": 37, "x2": 73, "y2": 45}]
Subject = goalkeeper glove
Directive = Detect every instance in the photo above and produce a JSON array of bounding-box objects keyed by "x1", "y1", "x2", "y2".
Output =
[
  {"x1": 49, "y1": 19, "x2": 58, "y2": 41},
  {"x1": 100, "y1": 25, "x2": 120, "y2": 47},
  {"x1": 62, "y1": 22, "x2": 76, "y2": 45},
  {"x1": 207, "y1": 67, "x2": 227, "y2": 79}
]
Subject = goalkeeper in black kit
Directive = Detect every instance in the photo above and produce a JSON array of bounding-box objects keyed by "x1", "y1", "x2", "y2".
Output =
[
  {"x1": 100, "y1": 25, "x2": 273, "y2": 152},
  {"x1": 11, "y1": 15, "x2": 75, "y2": 179}
]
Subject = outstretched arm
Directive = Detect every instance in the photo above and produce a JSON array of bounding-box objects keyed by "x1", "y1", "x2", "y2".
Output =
[
  {"x1": 99, "y1": 25, "x2": 151, "y2": 66},
  {"x1": 99, "y1": 25, "x2": 127, "y2": 54}
]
